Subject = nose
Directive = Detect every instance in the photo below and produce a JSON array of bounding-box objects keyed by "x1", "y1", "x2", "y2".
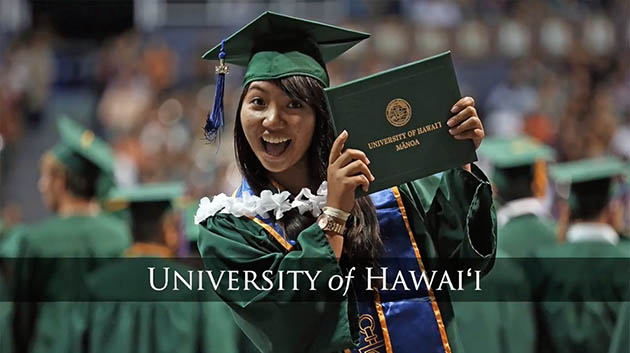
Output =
[{"x1": 261, "y1": 106, "x2": 285, "y2": 130}]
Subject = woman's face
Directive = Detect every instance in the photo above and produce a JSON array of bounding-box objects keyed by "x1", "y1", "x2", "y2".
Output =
[{"x1": 240, "y1": 80, "x2": 316, "y2": 174}]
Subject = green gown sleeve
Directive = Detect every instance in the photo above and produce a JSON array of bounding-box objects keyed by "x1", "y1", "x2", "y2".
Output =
[
  {"x1": 198, "y1": 215, "x2": 357, "y2": 353},
  {"x1": 400, "y1": 165, "x2": 497, "y2": 274}
]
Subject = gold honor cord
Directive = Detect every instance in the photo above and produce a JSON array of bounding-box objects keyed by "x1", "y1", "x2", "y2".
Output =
[
  {"x1": 373, "y1": 290, "x2": 394, "y2": 353},
  {"x1": 249, "y1": 217, "x2": 294, "y2": 252}
]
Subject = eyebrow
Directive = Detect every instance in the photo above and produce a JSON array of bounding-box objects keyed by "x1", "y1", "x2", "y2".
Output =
[{"x1": 248, "y1": 84, "x2": 267, "y2": 93}]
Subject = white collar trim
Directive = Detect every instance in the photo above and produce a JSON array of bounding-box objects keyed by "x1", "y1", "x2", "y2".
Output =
[
  {"x1": 194, "y1": 181, "x2": 328, "y2": 224},
  {"x1": 497, "y1": 197, "x2": 545, "y2": 227},
  {"x1": 566, "y1": 222, "x2": 619, "y2": 245}
]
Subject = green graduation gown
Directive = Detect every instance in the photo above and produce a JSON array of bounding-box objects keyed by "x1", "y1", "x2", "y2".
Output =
[
  {"x1": 0, "y1": 276, "x2": 13, "y2": 353},
  {"x1": 497, "y1": 200, "x2": 557, "y2": 258},
  {"x1": 532, "y1": 224, "x2": 629, "y2": 353},
  {"x1": 85, "y1": 243, "x2": 248, "y2": 353},
  {"x1": 452, "y1": 198, "x2": 555, "y2": 353},
  {"x1": 607, "y1": 301, "x2": 629, "y2": 353},
  {"x1": 197, "y1": 166, "x2": 497, "y2": 353},
  {"x1": 452, "y1": 249, "x2": 536, "y2": 353},
  {"x1": 0, "y1": 224, "x2": 27, "y2": 353},
  {"x1": 12, "y1": 213, "x2": 131, "y2": 353}
]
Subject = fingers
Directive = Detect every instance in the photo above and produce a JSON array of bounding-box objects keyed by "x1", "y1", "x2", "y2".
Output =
[
  {"x1": 447, "y1": 105, "x2": 477, "y2": 128},
  {"x1": 329, "y1": 130, "x2": 348, "y2": 165},
  {"x1": 340, "y1": 160, "x2": 375, "y2": 182},
  {"x1": 347, "y1": 175, "x2": 370, "y2": 192},
  {"x1": 449, "y1": 115, "x2": 482, "y2": 135},
  {"x1": 333, "y1": 148, "x2": 370, "y2": 169},
  {"x1": 450, "y1": 96, "x2": 475, "y2": 114},
  {"x1": 453, "y1": 128, "x2": 484, "y2": 148}
]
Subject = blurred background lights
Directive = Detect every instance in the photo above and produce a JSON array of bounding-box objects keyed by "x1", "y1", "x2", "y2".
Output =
[
  {"x1": 583, "y1": 16, "x2": 615, "y2": 56},
  {"x1": 415, "y1": 27, "x2": 449, "y2": 57},
  {"x1": 456, "y1": 21, "x2": 489, "y2": 58},
  {"x1": 196, "y1": 85, "x2": 215, "y2": 112},
  {"x1": 540, "y1": 18, "x2": 571, "y2": 57},
  {"x1": 498, "y1": 20, "x2": 530, "y2": 58},
  {"x1": 157, "y1": 97, "x2": 183, "y2": 126},
  {"x1": 373, "y1": 22, "x2": 407, "y2": 60}
]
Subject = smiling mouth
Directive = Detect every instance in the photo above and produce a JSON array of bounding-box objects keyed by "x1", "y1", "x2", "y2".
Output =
[{"x1": 261, "y1": 137, "x2": 292, "y2": 157}]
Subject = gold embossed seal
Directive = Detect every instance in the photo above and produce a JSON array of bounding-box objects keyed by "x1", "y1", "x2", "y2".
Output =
[{"x1": 386, "y1": 98, "x2": 412, "y2": 127}]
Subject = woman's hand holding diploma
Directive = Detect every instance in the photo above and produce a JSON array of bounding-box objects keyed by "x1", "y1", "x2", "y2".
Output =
[{"x1": 326, "y1": 130, "x2": 375, "y2": 213}]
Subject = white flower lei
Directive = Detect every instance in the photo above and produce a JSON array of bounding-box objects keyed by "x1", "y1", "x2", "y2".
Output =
[{"x1": 194, "y1": 181, "x2": 328, "y2": 224}]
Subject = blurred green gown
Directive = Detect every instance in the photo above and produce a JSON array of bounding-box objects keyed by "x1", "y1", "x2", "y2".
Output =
[
  {"x1": 532, "y1": 224, "x2": 629, "y2": 353},
  {"x1": 12, "y1": 213, "x2": 131, "y2": 353},
  {"x1": 0, "y1": 223, "x2": 27, "y2": 353},
  {"x1": 607, "y1": 301, "x2": 629, "y2": 353},
  {"x1": 85, "y1": 243, "x2": 248, "y2": 353},
  {"x1": 453, "y1": 198, "x2": 556, "y2": 353},
  {"x1": 498, "y1": 214, "x2": 557, "y2": 258},
  {"x1": 198, "y1": 166, "x2": 497, "y2": 353}
]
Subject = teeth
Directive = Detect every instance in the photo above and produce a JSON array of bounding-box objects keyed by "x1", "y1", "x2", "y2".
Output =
[{"x1": 262, "y1": 136, "x2": 291, "y2": 144}]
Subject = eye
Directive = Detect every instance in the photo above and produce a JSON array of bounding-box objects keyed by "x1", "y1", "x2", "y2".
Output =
[
  {"x1": 250, "y1": 97, "x2": 265, "y2": 106},
  {"x1": 287, "y1": 100, "x2": 303, "y2": 109}
]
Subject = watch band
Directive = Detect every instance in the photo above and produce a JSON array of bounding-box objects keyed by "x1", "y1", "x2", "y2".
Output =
[
  {"x1": 317, "y1": 213, "x2": 347, "y2": 236},
  {"x1": 322, "y1": 206, "x2": 350, "y2": 222}
]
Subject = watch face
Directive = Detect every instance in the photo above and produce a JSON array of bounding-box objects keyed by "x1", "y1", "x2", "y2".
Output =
[{"x1": 317, "y1": 216, "x2": 329, "y2": 228}]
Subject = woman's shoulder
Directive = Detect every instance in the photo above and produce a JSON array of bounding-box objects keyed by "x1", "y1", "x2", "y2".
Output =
[{"x1": 198, "y1": 212, "x2": 257, "y2": 234}]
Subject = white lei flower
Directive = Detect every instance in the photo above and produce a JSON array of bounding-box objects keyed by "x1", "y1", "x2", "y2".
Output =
[{"x1": 194, "y1": 181, "x2": 328, "y2": 224}]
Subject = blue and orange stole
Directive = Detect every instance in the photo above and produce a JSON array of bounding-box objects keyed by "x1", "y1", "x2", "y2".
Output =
[{"x1": 235, "y1": 179, "x2": 451, "y2": 353}]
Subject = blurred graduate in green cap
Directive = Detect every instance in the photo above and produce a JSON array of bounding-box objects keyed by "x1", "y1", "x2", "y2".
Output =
[
  {"x1": 532, "y1": 156, "x2": 629, "y2": 353},
  {"x1": 12, "y1": 117, "x2": 131, "y2": 353},
  {"x1": 85, "y1": 182, "x2": 254, "y2": 353},
  {"x1": 452, "y1": 137, "x2": 556, "y2": 353},
  {"x1": 480, "y1": 137, "x2": 557, "y2": 257},
  {"x1": 195, "y1": 11, "x2": 495, "y2": 353}
]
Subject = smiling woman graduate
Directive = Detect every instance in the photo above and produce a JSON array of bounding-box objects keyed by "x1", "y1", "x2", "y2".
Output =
[{"x1": 195, "y1": 12, "x2": 496, "y2": 353}]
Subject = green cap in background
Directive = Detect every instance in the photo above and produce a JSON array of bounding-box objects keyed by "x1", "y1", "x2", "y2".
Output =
[
  {"x1": 549, "y1": 156, "x2": 629, "y2": 215},
  {"x1": 202, "y1": 11, "x2": 370, "y2": 87},
  {"x1": 548, "y1": 156, "x2": 628, "y2": 185},
  {"x1": 478, "y1": 137, "x2": 555, "y2": 169},
  {"x1": 52, "y1": 116, "x2": 114, "y2": 175},
  {"x1": 105, "y1": 183, "x2": 186, "y2": 245},
  {"x1": 106, "y1": 182, "x2": 185, "y2": 208},
  {"x1": 50, "y1": 116, "x2": 116, "y2": 198},
  {"x1": 478, "y1": 137, "x2": 555, "y2": 198}
]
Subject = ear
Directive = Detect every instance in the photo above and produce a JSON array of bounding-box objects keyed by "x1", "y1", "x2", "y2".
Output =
[{"x1": 52, "y1": 170, "x2": 68, "y2": 196}]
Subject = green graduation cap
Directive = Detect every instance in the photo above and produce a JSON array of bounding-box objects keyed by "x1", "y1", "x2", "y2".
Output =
[
  {"x1": 105, "y1": 183, "x2": 186, "y2": 243},
  {"x1": 106, "y1": 182, "x2": 185, "y2": 207},
  {"x1": 549, "y1": 156, "x2": 629, "y2": 215},
  {"x1": 478, "y1": 137, "x2": 555, "y2": 169},
  {"x1": 52, "y1": 116, "x2": 114, "y2": 175},
  {"x1": 549, "y1": 156, "x2": 628, "y2": 185},
  {"x1": 50, "y1": 116, "x2": 116, "y2": 198},
  {"x1": 202, "y1": 11, "x2": 370, "y2": 142},
  {"x1": 478, "y1": 137, "x2": 555, "y2": 196}
]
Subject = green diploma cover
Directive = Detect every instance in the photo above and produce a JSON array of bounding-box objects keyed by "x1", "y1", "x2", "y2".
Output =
[{"x1": 324, "y1": 51, "x2": 477, "y2": 195}]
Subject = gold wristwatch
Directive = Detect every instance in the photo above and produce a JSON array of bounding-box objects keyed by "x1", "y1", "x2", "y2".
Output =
[{"x1": 316, "y1": 213, "x2": 346, "y2": 236}]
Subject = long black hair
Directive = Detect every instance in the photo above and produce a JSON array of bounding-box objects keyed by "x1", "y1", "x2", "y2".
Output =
[{"x1": 234, "y1": 75, "x2": 382, "y2": 265}]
